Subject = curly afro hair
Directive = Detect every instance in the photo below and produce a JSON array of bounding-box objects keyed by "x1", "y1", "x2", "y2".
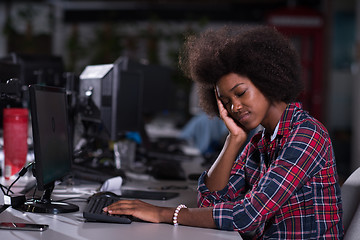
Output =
[{"x1": 179, "y1": 25, "x2": 303, "y2": 117}]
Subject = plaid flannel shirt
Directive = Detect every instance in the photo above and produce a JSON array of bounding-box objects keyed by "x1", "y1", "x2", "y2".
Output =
[{"x1": 198, "y1": 103, "x2": 344, "y2": 239}]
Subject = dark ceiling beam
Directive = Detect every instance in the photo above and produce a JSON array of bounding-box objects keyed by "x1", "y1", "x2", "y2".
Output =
[{"x1": 61, "y1": 2, "x2": 287, "y2": 23}]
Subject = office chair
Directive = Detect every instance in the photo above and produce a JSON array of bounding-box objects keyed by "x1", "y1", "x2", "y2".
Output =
[{"x1": 340, "y1": 167, "x2": 360, "y2": 239}]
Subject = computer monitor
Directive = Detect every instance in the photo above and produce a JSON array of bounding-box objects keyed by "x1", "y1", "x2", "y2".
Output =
[
  {"x1": 79, "y1": 57, "x2": 143, "y2": 141},
  {"x1": 10, "y1": 53, "x2": 65, "y2": 87},
  {"x1": 20, "y1": 85, "x2": 79, "y2": 214},
  {"x1": 121, "y1": 57, "x2": 176, "y2": 118}
]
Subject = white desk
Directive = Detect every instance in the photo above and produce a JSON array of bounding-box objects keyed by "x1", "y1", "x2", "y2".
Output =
[{"x1": 0, "y1": 174, "x2": 241, "y2": 240}]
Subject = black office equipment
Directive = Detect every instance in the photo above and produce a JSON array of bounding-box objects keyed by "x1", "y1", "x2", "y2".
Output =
[
  {"x1": 19, "y1": 85, "x2": 79, "y2": 214},
  {"x1": 123, "y1": 58, "x2": 176, "y2": 117},
  {"x1": 71, "y1": 164, "x2": 126, "y2": 184},
  {"x1": 83, "y1": 192, "x2": 132, "y2": 224},
  {"x1": 0, "y1": 60, "x2": 20, "y2": 83},
  {"x1": 79, "y1": 57, "x2": 144, "y2": 141},
  {"x1": 10, "y1": 53, "x2": 65, "y2": 87}
]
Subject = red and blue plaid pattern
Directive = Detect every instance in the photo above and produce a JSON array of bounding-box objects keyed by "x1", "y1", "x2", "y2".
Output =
[{"x1": 198, "y1": 103, "x2": 343, "y2": 239}]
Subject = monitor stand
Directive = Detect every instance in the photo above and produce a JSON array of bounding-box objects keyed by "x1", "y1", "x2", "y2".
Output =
[{"x1": 19, "y1": 184, "x2": 79, "y2": 214}]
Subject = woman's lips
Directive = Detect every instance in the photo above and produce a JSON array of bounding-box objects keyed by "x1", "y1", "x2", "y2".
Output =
[{"x1": 236, "y1": 112, "x2": 250, "y2": 124}]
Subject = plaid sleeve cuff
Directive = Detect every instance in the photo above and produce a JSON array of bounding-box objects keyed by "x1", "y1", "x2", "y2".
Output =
[
  {"x1": 198, "y1": 171, "x2": 231, "y2": 199},
  {"x1": 197, "y1": 171, "x2": 209, "y2": 193},
  {"x1": 213, "y1": 202, "x2": 235, "y2": 230}
]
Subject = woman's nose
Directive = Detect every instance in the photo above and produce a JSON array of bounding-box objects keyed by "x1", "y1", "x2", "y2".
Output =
[{"x1": 231, "y1": 101, "x2": 242, "y2": 113}]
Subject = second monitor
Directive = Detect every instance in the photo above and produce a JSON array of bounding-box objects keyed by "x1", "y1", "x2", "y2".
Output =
[{"x1": 79, "y1": 57, "x2": 143, "y2": 141}]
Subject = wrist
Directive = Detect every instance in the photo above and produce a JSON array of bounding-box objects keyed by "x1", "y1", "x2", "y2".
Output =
[
  {"x1": 159, "y1": 207, "x2": 175, "y2": 223},
  {"x1": 226, "y1": 133, "x2": 246, "y2": 148}
]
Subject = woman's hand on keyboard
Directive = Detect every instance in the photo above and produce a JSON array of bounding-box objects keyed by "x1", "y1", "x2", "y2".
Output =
[{"x1": 103, "y1": 199, "x2": 173, "y2": 224}]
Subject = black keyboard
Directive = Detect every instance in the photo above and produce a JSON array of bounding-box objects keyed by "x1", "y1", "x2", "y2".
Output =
[{"x1": 83, "y1": 192, "x2": 132, "y2": 224}]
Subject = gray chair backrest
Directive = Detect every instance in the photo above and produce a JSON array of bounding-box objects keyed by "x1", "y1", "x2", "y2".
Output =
[{"x1": 341, "y1": 167, "x2": 360, "y2": 239}]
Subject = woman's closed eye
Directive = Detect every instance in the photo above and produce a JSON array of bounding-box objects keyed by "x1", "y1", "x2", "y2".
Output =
[
  {"x1": 219, "y1": 89, "x2": 246, "y2": 107},
  {"x1": 222, "y1": 91, "x2": 246, "y2": 105},
  {"x1": 235, "y1": 90, "x2": 246, "y2": 98}
]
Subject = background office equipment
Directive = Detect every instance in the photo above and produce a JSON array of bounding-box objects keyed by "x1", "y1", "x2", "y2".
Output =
[
  {"x1": 78, "y1": 55, "x2": 182, "y2": 141},
  {"x1": 78, "y1": 56, "x2": 144, "y2": 141},
  {"x1": 123, "y1": 57, "x2": 177, "y2": 119},
  {"x1": 0, "y1": 61, "x2": 20, "y2": 84},
  {"x1": 0, "y1": 54, "x2": 203, "y2": 188},
  {"x1": 7, "y1": 53, "x2": 65, "y2": 88},
  {"x1": 0, "y1": 53, "x2": 66, "y2": 105},
  {"x1": 76, "y1": 56, "x2": 144, "y2": 177},
  {"x1": 0, "y1": 53, "x2": 67, "y2": 131},
  {"x1": 75, "y1": 56, "x2": 194, "y2": 181},
  {"x1": 19, "y1": 85, "x2": 79, "y2": 214}
]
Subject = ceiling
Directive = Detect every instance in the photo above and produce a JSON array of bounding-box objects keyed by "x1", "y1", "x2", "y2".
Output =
[
  {"x1": 2, "y1": 0, "x2": 325, "y2": 23},
  {"x1": 58, "y1": 0, "x2": 323, "y2": 23}
]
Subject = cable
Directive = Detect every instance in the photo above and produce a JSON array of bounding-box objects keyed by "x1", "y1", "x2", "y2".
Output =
[
  {"x1": 6, "y1": 162, "x2": 35, "y2": 196},
  {"x1": 57, "y1": 197, "x2": 88, "y2": 202},
  {"x1": 0, "y1": 184, "x2": 11, "y2": 195}
]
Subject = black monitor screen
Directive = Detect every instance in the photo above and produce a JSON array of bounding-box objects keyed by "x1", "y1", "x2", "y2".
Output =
[
  {"x1": 110, "y1": 68, "x2": 143, "y2": 137},
  {"x1": 32, "y1": 87, "x2": 71, "y2": 190},
  {"x1": 29, "y1": 85, "x2": 72, "y2": 190},
  {"x1": 23, "y1": 85, "x2": 78, "y2": 214},
  {"x1": 126, "y1": 60, "x2": 175, "y2": 116}
]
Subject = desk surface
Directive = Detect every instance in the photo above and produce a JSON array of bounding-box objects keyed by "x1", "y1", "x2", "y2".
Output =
[{"x1": 0, "y1": 175, "x2": 241, "y2": 240}]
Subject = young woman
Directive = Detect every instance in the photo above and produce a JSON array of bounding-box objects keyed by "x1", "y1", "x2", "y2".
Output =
[{"x1": 104, "y1": 25, "x2": 344, "y2": 239}]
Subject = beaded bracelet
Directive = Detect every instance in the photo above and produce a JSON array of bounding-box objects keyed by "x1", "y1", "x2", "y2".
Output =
[{"x1": 172, "y1": 204, "x2": 187, "y2": 226}]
